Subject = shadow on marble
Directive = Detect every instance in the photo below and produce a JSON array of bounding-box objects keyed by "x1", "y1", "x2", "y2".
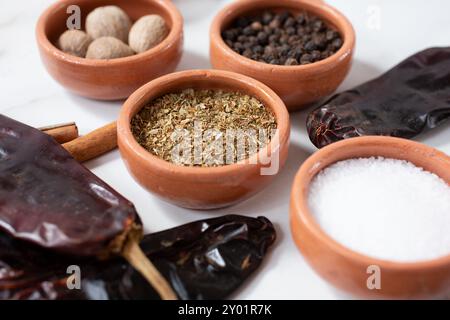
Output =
[
  {"x1": 64, "y1": 91, "x2": 123, "y2": 122},
  {"x1": 416, "y1": 121, "x2": 450, "y2": 150},
  {"x1": 172, "y1": 0, "x2": 224, "y2": 23},
  {"x1": 83, "y1": 148, "x2": 121, "y2": 171},
  {"x1": 339, "y1": 58, "x2": 383, "y2": 91},
  {"x1": 176, "y1": 50, "x2": 211, "y2": 71}
]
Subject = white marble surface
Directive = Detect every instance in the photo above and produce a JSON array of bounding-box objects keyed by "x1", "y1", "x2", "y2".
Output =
[{"x1": 0, "y1": 0, "x2": 449, "y2": 299}]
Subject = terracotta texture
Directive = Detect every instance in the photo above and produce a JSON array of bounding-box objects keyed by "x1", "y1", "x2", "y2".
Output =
[
  {"x1": 118, "y1": 70, "x2": 290, "y2": 210},
  {"x1": 36, "y1": 0, "x2": 183, "y2": 100},
  {"x1": 210, "y1": 0, "x2": 355, "y2": 111},
  {"x1": 290, "y1": 136, "x2": 450, "y2": 299}
]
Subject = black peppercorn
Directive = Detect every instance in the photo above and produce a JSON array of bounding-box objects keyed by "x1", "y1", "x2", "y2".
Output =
[
  {"x1": 285, "y1": 57, "x2": 299, "y2": 65},
  {"x1": 262, "y1": 11, "x2": 273, "y2": 25},
  {"x1": 236, "y1": 17, "x2": 250, "y2": 28},
  {"x1": 242, "y1": 48, "x2": 253, "y2": 58},
  {"x1": 253, "y1": 45, "x2": 264, "y2": 54},
  {"x1": 237, "y1": 35, "x2": 246, "y2": 43},
  {"x1": 332, "y1": 38, "x2": 343, "y2": 50},
  {"x1": 233, "y1": 42, "x2": 243, "y2": 53},
  {"x1": 284, "y1": 17, "x2": 296, "y2": 28},
  {"x1": 269, "y1": 19, "x2": 281, "y2": 29},
  {"x1": 277, "y1": 11, "x2": 290, "y2": 23},
  {"x1": 257, "y1": 31, "x2": 269, "y2": 45},
  {"x1": 243, "y1": 26, "x2": 255, "y2": 36},
  {"x1": 251, "y1": 21, "x2": 263, "y2": 31},
  {"x1": 279, "y1": 35, "x2": 289, "y2": 45},
  {"x1": 300, "y1": 53, "x2": 313, "y2": 64},
  {"x1": 304, "y1": 40, "x2": 317, "y2": 51},
  {"x1": 286, "y1": 26, "x2": 296, "y2": 36},
  {"x1": 311, "y1": 50, "x2": 321, "y2": 61}
]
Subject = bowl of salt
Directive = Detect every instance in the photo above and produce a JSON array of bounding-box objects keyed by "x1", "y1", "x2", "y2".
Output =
[{"x1": 290, "y1": 136, "x2": 450, "y2": 299}]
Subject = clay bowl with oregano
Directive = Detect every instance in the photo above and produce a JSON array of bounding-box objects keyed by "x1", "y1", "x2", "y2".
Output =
[
  {"x1": 290, "y1": 136, "x2": 450, "y2": 299},
  {"x1": 210, "y1": 0, "x2": 355, "y2": 111},
  {"x1": 117, "y1": 69, "x2": 290, "y2": 210},
  {"x1": 36, "y1": 0, "x2": 183, "y2": 100}
]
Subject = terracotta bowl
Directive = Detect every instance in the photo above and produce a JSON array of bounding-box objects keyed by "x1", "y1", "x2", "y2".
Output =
[
  {"x1": 290, "y1": 136, "x2": 450, "y2": 299},
  {"x1": 36, "y1": 0, "x2": 183, "y2": 100},
  {"x1": 118, "y1": 69, "x2": 290, "y2": 210},
  {"x1": 210, "y1": 0, "x2": 355, "y2": 111}
]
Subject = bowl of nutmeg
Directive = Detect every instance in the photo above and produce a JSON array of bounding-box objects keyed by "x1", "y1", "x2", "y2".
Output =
[
  {"x1": 210, "y1": 0, "x2": 355, "y2": 111},
  {"x1": 36, "y1": 0, "x2": 183, "y2": 100}
]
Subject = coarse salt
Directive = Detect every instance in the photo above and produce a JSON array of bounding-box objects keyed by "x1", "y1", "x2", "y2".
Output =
[{"x1": 308, "y1": 157, "x2": 450, "y2": 262}]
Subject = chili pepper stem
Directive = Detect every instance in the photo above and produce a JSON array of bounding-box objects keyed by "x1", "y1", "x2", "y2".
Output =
[{"x1": 123, "y1": 238, "x2": 178, "y2": 300}]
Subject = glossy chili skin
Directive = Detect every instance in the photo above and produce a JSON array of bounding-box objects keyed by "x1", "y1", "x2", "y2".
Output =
[
  {"x1": 307, "y1": 47, "x2": 450, "y2": 148},
  {"x1": 0, "y1": 115, "x2": 139, "y2": 256},
  {"x1": 0, "y1": 215, "x2": 276, "y2": 300}
]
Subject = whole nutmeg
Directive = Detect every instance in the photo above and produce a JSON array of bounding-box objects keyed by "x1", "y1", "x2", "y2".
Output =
[
  {"x1": 58, "y1": 29, "x2": 92, "y2": 57},
  {"x1": 86, "y1": 37, "x2": 135, "y2": 60},
  {"x1": 86, "y1": 6, "x2": 131, "y2": 43},
  {"x1": 128, "y1": 15, "x2": 169, "y2": 53}
]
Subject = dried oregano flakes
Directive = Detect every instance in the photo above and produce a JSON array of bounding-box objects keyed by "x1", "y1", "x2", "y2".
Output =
[{"x1": 131, "y1": 89, "x2": 277, "y2": 167}]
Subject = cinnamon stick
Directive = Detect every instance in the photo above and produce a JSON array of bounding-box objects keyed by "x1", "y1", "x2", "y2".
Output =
[
  {"x1": 63, "y1": 122, "x2": 117, "y2": 162},
  {"x1": 40, "y1": 122, "x2": 79, "y2": 144}
]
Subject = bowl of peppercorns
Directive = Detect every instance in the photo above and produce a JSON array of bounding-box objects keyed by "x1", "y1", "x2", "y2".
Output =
[{"x1": 210, "y1": 0, "x2": 355, "y2": 111}]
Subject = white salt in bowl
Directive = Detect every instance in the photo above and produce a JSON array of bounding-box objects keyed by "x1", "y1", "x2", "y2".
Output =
[{"x1": 290, "y1": 136, "x2": 450, "y2": 299}]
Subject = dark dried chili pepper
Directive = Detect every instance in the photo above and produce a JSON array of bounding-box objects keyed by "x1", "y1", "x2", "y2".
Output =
[
  {"x1": 0, "y1": 114, "x2": 139, "y2": 256},
  {"x1": 0, "y1": 215, "x2": 276, "y2": 300},
  {"x1": 0, "y1": 114, "x2": 175, "y2": 299},
  {"x1": 307, "y1": 47, "x2": 450, "y2": 148}
]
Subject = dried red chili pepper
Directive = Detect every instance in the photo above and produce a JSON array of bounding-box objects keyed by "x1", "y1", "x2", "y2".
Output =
[
  {"x1": 0, "y1": 114, "x2": 175, "y2": 299},
  {"x1": 0, "y1": 114, "x2": 138, "y2": 256},
  {"x1": 307, "y1": 47, "x2": 450, "y2": 148},
  {"x1": 0, "y1": 215, "x2": 275, "y2": 300}
]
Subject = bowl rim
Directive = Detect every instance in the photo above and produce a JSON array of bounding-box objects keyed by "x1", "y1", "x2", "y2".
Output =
[
  {"x1": 117, "y1": 69, "x2": 290, "y2": 178},
  {"x1": 36, "y1": 0, "x2": 183, "y2": 66},
  {"x1": 291, "y1": 136, "x2": 450, "y2": 271},
  {"x1": 210, "y1": 0, "x2": 356, "y2": 76}
]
